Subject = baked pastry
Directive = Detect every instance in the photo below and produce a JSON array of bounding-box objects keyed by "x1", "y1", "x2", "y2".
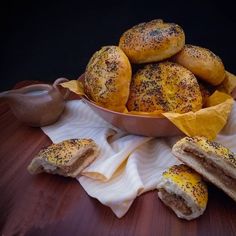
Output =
[
  {"x1": 173, "y1": 44, "x2": 226, "y2": 86},
  {"x1": 172, "y1": 136, "x2": 236, "y2": 202},
  {"x1": 119, "y1": 19, "x2": 185, "y2": 64},
  {"x1": 198, "y1": 82, "x2": 212, "y2": 107},
  {"x1": 84, "y1": 46, "x2": 132, "y2": 112},
  {"x1": 217, "y1": 71, "x2": 236, "y2": 97},
  {"x1": 27, "y1": 139, "x2": 99, "y2": 178},
  {"x1": 157, "y1": 164, "x2": 208, "y2": 220},
  {"x1": 126, "y1": 62, "x2": 202, "y2": 113}
]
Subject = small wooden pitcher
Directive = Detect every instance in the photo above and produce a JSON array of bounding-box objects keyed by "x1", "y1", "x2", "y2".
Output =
[{"x1": 0, "y1": 78, "x2": 70, "y2": 127}]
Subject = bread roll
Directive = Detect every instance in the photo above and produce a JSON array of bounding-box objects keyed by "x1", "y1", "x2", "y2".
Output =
[
  {"x1": 119, "y1": 19, "x2": 185, "y2": 64},
  {"x1": 157, "y1": 164, "x2": 208, "y2": 220},
  {"x1": 27, "y1": 139, "x2": 99, "y2": 178},
  {"x1": 173, "y1": 44, "x2": 226, "y2": 86},
  {"x1": 172, "y1": 136, "x2": 236, "y2": 202},
  {"x1": 198, "y1": 82, "x2": 211, "y2": 107},
  {"x1": 127, "y1": 62, "x2": 202, "y2": 113},
  {"x1": 84, "y1": 46, "x2": 132, "y2": 112}
]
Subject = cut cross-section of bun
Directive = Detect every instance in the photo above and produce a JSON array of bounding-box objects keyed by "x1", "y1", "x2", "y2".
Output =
[
  {"x1": 172, "y1": 136, "x2": 236, "y2": 202},
  {"x1": 27, "y1": 139, "x2": 99, "y2": 178},
  {"x1": 157, "y1": 164, "x2": 208, "y2": 220}
]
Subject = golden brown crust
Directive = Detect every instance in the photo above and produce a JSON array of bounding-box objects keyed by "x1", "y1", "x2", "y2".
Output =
[
  {"x1": 157, "y1": 164, "x2": 208, "y2": 220},
  {"x1": 37, "y1": 139, "x2": 97, "y2": 166},
  {"x1": 160, "y1": 164, "x2": 208, "y2": 209},
  {"x1": 172, "y1": 136, "x2": 236, "y2": 202},
  {"x1": 126, "y1": 62, "x2": 202, "y2": 113},
  {"x1": 217, "y1": 71, "x2": 236, "y2": 96},
  {"x1": 27, "y1": 139, "x2": 99, "y2": 177},
  {"x1": 84, "y1": 46, "x2": 132, "y2": 112},
  {"x1": 198, "y1": 82, "x2": 212, "y2": 107},
  {"x1": 173, "y1": 136, "x2": 236, "y2": 167},
  {"x1": 119, "y1": 19, "x2": 185, "y2": 64},
  {"x1": 173, "y1": 44, "x2": 226, "y2": 86}
]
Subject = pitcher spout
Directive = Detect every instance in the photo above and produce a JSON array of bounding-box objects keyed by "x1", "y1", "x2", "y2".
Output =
[{"x1": 0, "y1": 90, "x2": 10, "y2": 100}]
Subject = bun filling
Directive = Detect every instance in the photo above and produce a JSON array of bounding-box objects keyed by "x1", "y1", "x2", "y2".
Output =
[
  {"x1": 184, "y1": 148, "x2": 236, "y2": 193},
  {"x1": 60, "y1": 148, "x2": 95, "y2": 175},
  {"x1": 158, "y1": 188, "x2": 192, "y2": 215}
]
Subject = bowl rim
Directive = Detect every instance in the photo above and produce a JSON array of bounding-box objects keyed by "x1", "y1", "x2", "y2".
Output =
[{"x1": 82, "y1": 97, "x2": 166, "y2": 119}]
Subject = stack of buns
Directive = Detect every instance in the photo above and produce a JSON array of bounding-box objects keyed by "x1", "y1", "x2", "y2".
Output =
[
  {"x1": 83, "y1": 20, "x2": 235, "y2": 220},
  {"x1": 84, "y1": 19, "x2": 229, "y2": 113}
]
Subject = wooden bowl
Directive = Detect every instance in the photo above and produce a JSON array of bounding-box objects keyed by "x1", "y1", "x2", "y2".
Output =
[{"x1": 82, "y1": 97, "x2": 182, "y2": 137}]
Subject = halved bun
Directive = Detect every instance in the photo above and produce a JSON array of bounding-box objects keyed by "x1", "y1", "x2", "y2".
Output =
[
  {"x1": 172, "y1": 136, "x2": 236, "y2": 202},
  {"x1": 157, "y1": 164, "x2": 208, "y2": 220},
  {"x1": 27, "y1": 139, "x2": 99, "y2": 178}
]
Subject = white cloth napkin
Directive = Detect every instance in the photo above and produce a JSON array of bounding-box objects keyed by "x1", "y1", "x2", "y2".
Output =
[{"x1": 42, "y1": 100, "x2": 236, "y2": 218}]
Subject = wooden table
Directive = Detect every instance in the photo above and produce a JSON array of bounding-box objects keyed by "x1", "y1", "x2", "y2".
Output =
[{"x1": 1, "y1": 82, "x2": 236, "y2": 236}]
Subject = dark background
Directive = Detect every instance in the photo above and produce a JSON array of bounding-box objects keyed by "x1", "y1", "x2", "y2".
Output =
[{"x1": 1, "y1": 0, "x2": 236, "y2": 91}]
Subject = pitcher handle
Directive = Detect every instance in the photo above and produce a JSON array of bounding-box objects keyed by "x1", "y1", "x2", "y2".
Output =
[{"x1": 53, "y1": 78, "x2": 70, "y2": 100}]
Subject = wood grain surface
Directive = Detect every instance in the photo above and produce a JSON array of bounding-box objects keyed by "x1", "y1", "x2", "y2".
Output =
[{"x1": 0, "y1": 82, "x2": 236, "y2": 236}]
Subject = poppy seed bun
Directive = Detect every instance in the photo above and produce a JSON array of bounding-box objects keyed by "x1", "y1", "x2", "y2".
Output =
[
  {"x1": 157, "y1": 164, "x2": 208, "y2": 220},
  {"x1": 27, "y1": 139, "x2": 99, "y2": 178},
  {"x1": 84, "y1": 46, "x2": 132, "y2": 112},
  {"x1": 198, "y1": 82, "x2": 212, "y2": 107},
  {"x1": 173, "y1": 44, "x2": 226, "y2": 86},
  {"x1": 119, "y1": 19, "x2": 185, "y2": 64},
  {"x1": 172, "y1": 136, "x2": 236, "y2": 202},
  {"x1": 127, "y1": 62, "x2": 202, "y2": 113}
]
